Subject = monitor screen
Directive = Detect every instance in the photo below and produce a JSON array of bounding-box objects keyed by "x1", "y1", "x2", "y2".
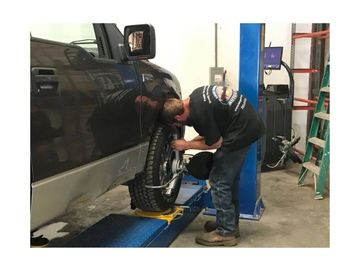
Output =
[{"x1": 264, "y1": 47, "x2": 283, "y2": 70}]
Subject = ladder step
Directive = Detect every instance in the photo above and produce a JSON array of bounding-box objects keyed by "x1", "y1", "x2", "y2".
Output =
[
  {"x1": 314, "y1": 112, "x2": 330, "y2": 121},
  {"x1": 308, "y1": 137, "x2": 325, "y2": 148},
  {"x1": 303, "y1": 162, "x2": 320, "y2": 175},
  {"x1": 320, "y1": 86, "x2": 330, "y2": 93}
]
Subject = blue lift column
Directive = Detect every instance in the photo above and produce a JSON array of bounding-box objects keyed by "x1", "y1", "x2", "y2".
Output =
[
  {"x1": 203, "y1": 24, "x2": 265, "y2": 220},
  {"x1": 238, "y1": 23, "x2": 265, "y2": 220}
]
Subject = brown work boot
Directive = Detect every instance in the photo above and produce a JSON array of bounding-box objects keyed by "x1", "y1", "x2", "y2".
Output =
[
  {"x1": 203, "y1": 221, "x2": 240, "y2": 238},
  {"x1": 195, "y1": 230, "x2": 238, "y2": 246}
]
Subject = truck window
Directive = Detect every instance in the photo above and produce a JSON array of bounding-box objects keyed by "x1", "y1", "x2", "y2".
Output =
[{"x1": 30, "y1": 23, "x2": 99, "y2": 57}]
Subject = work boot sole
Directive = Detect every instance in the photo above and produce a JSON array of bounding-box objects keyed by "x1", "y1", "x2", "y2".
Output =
[{"x1": 195, "y1": 237, "x2": 238, "y2": 247}]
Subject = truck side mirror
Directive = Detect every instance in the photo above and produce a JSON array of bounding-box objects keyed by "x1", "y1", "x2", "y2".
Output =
[{"x1": 124, "y1": 24, "x2": 156, "y2": 60}]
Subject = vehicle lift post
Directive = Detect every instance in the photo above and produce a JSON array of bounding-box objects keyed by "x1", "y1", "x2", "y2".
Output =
[
  {"x1": 65, "y1": 24, "x2": 265, "y2": 247},
  {"x1": 203, "y1": 23, "x2": 265, "y2": 220},
  {"x1": 238, "y1": 23, "x2": 265, "y2": 219}
]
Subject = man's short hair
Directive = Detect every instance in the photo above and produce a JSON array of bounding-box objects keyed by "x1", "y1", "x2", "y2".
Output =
[{"x1": 162, "y1": 98, "x2": 184, "y2": 124}]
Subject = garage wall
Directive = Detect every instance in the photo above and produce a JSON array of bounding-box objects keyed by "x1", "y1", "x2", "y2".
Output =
[{"x1": 151, "y1": 23, "x2": 240, "y2": 97}]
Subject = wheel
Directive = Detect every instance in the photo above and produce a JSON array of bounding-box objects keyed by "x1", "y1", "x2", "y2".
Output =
[{"x1": 128, "y1": 124, "x2": 183, "y2": 212}]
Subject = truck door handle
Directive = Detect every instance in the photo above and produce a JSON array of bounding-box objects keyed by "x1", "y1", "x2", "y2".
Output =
[{"x1": 31, "y1": 68, "x2": 59, "y2": 96}]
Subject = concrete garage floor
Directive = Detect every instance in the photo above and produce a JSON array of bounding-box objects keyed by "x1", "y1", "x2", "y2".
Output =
[{"x1": 38, "y1": 163, "x2": 329, "y2": 248}]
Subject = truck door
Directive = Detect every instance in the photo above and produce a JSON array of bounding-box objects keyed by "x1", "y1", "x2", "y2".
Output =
[{"x1": 31, "y1": 23, "x2": 142, "y2": 181}]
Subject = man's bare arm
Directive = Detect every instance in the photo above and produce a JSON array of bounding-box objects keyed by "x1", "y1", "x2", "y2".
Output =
[
  {"x1": 191, "y1": 136, "x2": 204, "y2": 141},
  {"x1": 171, "y1": 137, "x2": 223, "y2": 151}
]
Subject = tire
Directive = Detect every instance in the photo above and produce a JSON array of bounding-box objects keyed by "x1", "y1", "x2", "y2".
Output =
[{"x1": 128, "y1": 124, "x2": 183, "y2": 212}]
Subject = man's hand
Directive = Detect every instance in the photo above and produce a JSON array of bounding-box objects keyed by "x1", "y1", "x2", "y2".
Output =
[{"x1": 171, "y1": 139, "x2": 189, "y2": 151}]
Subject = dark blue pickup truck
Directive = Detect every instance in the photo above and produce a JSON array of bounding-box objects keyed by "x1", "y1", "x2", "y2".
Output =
[{"x1": 31, "y1": 23, "x2": 184, "y2": 230}]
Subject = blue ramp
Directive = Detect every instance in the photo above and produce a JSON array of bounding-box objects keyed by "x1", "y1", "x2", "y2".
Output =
[
  {"x1": 65, "y1": 182, "x2": 204, "y2": 247},
  {"x1": 66, "y1": 214, "x2": 168, "y2": 247}
]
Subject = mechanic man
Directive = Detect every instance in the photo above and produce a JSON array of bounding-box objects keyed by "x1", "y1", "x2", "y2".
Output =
[{"x1": 162, "y1": 85, "x2": 265, "y2": 246}]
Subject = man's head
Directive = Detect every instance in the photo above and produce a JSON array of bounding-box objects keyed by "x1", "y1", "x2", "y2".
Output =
[{"x1": 162, "y1": 98, "x2": 186, "y2": 125}]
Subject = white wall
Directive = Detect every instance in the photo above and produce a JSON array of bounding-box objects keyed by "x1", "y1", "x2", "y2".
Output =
[
  {"x1": 216, "y1": 23, "x2": 240, "y2": 89},
  {"x1": 152, "y1": 23, "x2": 214, "y2": 97},
  {"x1": 151, "y1": 23, "x2": 240, "y2": 96}
]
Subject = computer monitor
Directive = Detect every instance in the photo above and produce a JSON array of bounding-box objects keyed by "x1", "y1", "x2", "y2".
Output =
[{"x1": 264, "y1": 47, "x2": 283, "y2": 70}]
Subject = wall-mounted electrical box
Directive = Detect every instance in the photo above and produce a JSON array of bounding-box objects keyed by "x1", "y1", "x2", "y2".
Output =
[{"x1": 209, "y1": 67, "x2": 224, "y2": 85}]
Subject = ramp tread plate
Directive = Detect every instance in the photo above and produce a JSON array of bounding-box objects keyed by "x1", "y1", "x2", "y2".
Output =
[{"x1": 66, "y1": 214, "x2": 167, "y2": 247}]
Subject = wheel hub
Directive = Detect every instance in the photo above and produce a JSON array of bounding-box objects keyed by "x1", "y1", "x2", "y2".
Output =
[{"x1": 171, "y1": 158, "x2": 184, "y2": 174}]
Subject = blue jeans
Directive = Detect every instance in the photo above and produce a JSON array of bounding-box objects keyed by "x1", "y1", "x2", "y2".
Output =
[{"x1": 209, "y1": 146, "x2": 250, "y2": 235}]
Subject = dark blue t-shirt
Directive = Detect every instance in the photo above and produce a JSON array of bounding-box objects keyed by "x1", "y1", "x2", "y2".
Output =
[{"x1": 186, "y1": 85, "x2": 265, "y2": 151}]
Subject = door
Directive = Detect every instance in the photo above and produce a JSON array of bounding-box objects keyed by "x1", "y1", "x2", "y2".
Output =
[{"x1": 31, "y1": 23, "x2": 142, "y2": 182}]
